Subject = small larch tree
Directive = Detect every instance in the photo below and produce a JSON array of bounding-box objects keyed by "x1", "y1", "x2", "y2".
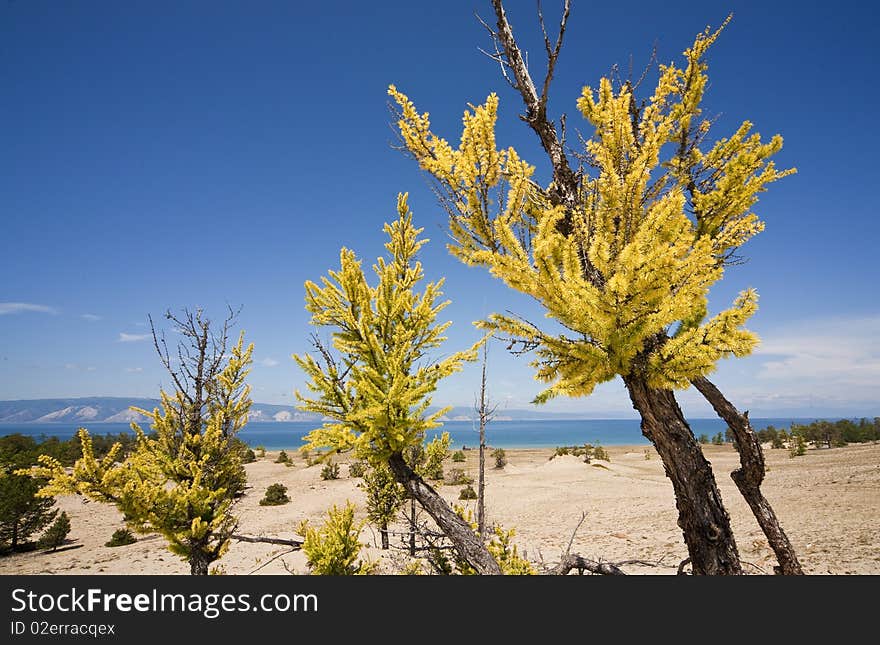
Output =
[
  {"x1": 390, "y1": 1, "x2": 801, "y2": 574},
  {"x1": 294, "y1": 194, "x2": 501, "y2": 574},
  {"x1": 29, "y1": 308, "x2": 253, "y2": 575},
  {"x1": 362, "y1": 461, "x2": 406, "y2": 550}
]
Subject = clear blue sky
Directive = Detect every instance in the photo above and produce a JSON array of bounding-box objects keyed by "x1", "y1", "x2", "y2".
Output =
[{"x1": 2, "y1": 1, "x2": 877, "y2": 418}]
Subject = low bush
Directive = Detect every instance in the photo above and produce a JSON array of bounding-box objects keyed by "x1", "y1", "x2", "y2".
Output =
[
  {"x1": 259, "y1": 483, "x2": 290, "y2": 506},
  {"x1": 321, "y1": 462, "x2": 340, "y2": 481},
  {"x1": 105, "y1": 528, "x2": 136, "y2": 548}
]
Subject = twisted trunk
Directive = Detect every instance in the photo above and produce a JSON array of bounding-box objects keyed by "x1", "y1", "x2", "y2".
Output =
[
  {"x1": 691, "y1": 376, "x2": 803, "y2": 575},
  {"x1": 624, "y1": 374, "x2": 742, "y2": 575},
  {"x1": 388, "y1": 452, "x2": 501, "y2": 575}
]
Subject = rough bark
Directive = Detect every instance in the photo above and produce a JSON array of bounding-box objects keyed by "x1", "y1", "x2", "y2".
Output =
[
  {"x1": 189, "y1": 548, "x2": 211, "y2": 576},
  {"x1": 624, "y1": 374, "x2": 742, "y2": 575},
  {"x1": 380, "y1": 523, "x2": 390, "y2": 550},
  {"x1": 388, "y1": 452, "x2": 502, "y2": 575},
  {"x1": 691, "y1": 376, "x2": 804, "y2": 575}
]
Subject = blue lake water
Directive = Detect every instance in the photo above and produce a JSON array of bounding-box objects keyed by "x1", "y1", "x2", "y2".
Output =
[{"x1": 0, "y1": 417, "x2": 825, "y2": 450}]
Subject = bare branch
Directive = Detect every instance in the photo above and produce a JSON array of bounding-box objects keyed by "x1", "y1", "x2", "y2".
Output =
[
  {"x1": 247, "y1": 547, "x2": 299, "y2": 575},
  {"x1": 549, "y1": 553, "x2": 626, "y2": 575},
  {"x1": 537, "y1": 0, "x2": 570, "y2": 108},
  {"x1": 564, "y1": 510, "x2": 587, "y2": 555},
  {"x1": 232, "y1": 534, "x2": 303, "y2": 548}
]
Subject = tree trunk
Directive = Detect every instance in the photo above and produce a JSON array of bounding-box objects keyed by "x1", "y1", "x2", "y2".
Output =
[
  {"x1": 380, "y1": 522, "x2": 389, "y2": 550},
  {"x1": 408, "y1": 497, "x2": 416, "y2": 557},
  {"x1": 478, "y1": 419, "x2": 486, "y2": 538},
  {"x1": 691, "y1": 376, "x2": 804, "y2": 575},
  {"x1": 11, "y1": 521, "x2": 18, "y2": 551},
  {"x1": 623, "y1": 374, "x2": 742, "y2": 575},
  {"x1": 189, "y1": 549, "x2": 211, "y2": 576},
  {"x1": 388, "y1": 452, "x2": 501, "y2": 575}
]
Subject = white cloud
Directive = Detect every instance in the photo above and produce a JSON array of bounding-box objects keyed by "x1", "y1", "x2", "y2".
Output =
[
  {"x1": 81, "y1": 313, "x2": 102, "y2": 321},
  {"x1": 118, "y1": 333, "x2": 150, "y2": 343},
  {"x1": 125, "y1": 367, "x2": 144, "y2": 373},
  {"x1": 0, "y1": 302, "x2": 57, "y2": 316},
  {"x1": 260, "y1": 357, "x2": 280, "y2": 367},
  {"x1": 86, "y1": 366, "x2": 97, "y2": 371},
  {"x1": 754, "y1": 315, "x2": 880, "y2": 387},
  {"x1": 65, "y1": 363, "x2": 78, "y2": 370}
]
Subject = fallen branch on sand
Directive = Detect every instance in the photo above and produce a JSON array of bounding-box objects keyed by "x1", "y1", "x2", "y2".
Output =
[{"x1": 231, "y1": 534, "x2": 303, "y2": 548}]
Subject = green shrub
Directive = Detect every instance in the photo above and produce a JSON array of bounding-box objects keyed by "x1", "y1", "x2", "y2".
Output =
[
  {"x1": 348, "y1": 461, "x2": 366, "y2": 478},
  {"x1": 105, "y1": 528, "x2": 136, "y2": 547},
  {"x1": 451, "y1": 450, "x2": 466, "y2": 463},
  {"x1": 592, "y1": 445, "x2": 610, "y2": 462},
  {"x1": 789, "y1": 434, "x2": 807, "y2": 458},
  {"x1": 698, "y1": 433, "x2": 709, "y2": 444},
  {"x1": 259, "y1": 483, "x2": 290, "y2": 506},
  {"x1": 492, "y1": 448, "x2": 507, "y2": 469},
  {"x1": 242, "y1": 448, "x2": 256, "y2": 464},
  {"x1": 255, "y1": 445, "x2": 266, "y2": 458},
  {"x1": 38, "y1": 511, "x2": 71, "y2": 551},
  {"x1": 458, "y1": 485, "x2": 477, "y2": 500},
  {"x1": 275, "y1": 450, "x2": 291, "y2": 464},
  {"x1": 446, "y1": 468, "x2": 473, "y2": 486},
  {"x1": 300, "y1": 502, "x2": 374, "y2": 575},
  {"x1": 711, "y1": 432, "x2": 725, "y2": 445},
  {"x1": 321, "y1": 462, "x2": 340, "y2": 481}
]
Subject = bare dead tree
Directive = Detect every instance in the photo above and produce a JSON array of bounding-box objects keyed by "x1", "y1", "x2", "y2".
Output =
[
  {"x1": 474, "y1": 343, "x2": 500, "y2": 537},
  {"x1": 149, "y1": 305, "x2": 240, "y2": 438}
]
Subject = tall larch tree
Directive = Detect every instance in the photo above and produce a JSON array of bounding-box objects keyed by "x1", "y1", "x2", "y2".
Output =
[
  {"x1": 28, "y1": 308, "x2": 253, "y2": 575},
  {"x1": 389, "y1": 0, "x2": 801, "y2": 574},
  {"x1": 294, "y1": 193, "x2": 502, "y2": 574}
]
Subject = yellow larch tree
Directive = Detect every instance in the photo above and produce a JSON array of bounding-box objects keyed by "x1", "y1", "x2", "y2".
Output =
[
  {"x1": 389, "y1": 1, "x2": 802, "y2": 574},
  {"x1": 294, "y1": 194, "x2": 501, "y2": 574},
  {"x1": 27, "y1": 308, "x2": 253, "y2": 575}
]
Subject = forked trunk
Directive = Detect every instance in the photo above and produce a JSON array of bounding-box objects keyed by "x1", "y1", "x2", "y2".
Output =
[
  {"x1": 388, "y1": 452, "x2": 501, "y2": 575},
  {"x1": 691, "y1": 376, "x2": 803, "y2": 575},
  {"x1": 624, "y1": 374, "x2": 742, "y2": 575}
]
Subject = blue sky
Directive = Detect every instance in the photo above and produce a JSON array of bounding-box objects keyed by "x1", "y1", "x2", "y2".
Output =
[{"x1": 1, "y1": 1, "x2": 877, "y2": 418}]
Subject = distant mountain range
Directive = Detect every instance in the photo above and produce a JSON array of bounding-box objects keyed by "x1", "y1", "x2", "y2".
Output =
[
  {"x1": 0, "y1": 397, "x2": 320, "y2": 424},
  {"x1": 0, "y1": 397, "x2": 592, "y2": 424}
]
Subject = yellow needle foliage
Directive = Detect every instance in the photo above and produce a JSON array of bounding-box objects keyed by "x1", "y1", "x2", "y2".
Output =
[
  {"x1": 389, "y1": 19, "x2": 793, "y2": 400},
  {"x1": 27, "y1": 333, "x2": 253, "y2": 570},
  {"x1": 294, "y1": 193, "x2": 478, "y2": 459}
]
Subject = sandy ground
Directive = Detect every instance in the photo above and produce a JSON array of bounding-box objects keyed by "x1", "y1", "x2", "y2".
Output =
[{"x1": 2, "y1": 443, "x2": 878, "y2": 575}]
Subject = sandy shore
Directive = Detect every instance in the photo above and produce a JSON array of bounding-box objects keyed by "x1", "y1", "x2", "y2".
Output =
[{"x1": 2, "y1": 442, "x2": 878, "y2": 575}]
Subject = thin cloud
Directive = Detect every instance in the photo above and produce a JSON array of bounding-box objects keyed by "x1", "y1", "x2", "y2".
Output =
[
  {"x1": 81, "y1": 313, "x2": 102, "y2": 321},
  {"x1": 260, "y1": 358, "x2": 280, "y2": 367},
  {"x1": 0, "y1": 302, "x2": 57, "y2": 316},
  {"x1": 118, "y1": 333, "x2": 151, "y2": 343},
  {"x1": 125, "y1": 367, "x2": 144, "y2": 373},
  {"x1": 755, "y1": 315, "x2": 880, "y2": 386}
]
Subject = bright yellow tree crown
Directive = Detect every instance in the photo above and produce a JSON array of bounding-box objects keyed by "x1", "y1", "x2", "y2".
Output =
[{"x1": 389, "y1": 18, "x2": 793, "y2": 400}]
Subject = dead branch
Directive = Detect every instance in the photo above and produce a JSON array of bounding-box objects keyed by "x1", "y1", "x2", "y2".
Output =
[
  {"x1": 564, "y1": 511, "x2": 587, "y2": 555},
  {"x1": 549, "y1": 554, "x2": 626, "y2": 575},
  {"x1": 231, "y1": 534, "x2": 303, "y2": 549},
  {"x1": 248, "y1": 547, "x2": 298, "y2": 575}
]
